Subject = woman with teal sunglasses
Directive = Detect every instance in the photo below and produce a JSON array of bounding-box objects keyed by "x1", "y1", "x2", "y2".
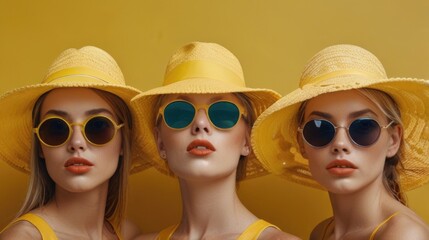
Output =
[{"x1": 131, "y1": 42, "x2": 300, "y2": 240}]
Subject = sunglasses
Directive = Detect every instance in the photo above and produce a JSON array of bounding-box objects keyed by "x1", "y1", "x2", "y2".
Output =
[
  {"x1": 158, "y1": 100, "x2": 246, "y2": 130},
  {"x1": 298, "y1": 118, "x2": 394, "y2": 148},
  {"x1": 34, "y1": 115, "x2": 123, "y2": 147}
]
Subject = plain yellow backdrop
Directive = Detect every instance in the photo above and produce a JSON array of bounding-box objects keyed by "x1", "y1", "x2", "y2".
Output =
[{"x1": 1, "y1": 1, "x2": 428, "y2": 239}]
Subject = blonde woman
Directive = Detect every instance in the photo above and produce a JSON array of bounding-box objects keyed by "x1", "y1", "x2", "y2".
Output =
[
  {"x1": 252, "y1": 44, "x2": 429, "y2": 239},
  {"x1": 0, "y1": 46, "x2": 148, "y2": 239},
  {"x1": 131, "y1": 42, "x2": 300, "y2": 240}
]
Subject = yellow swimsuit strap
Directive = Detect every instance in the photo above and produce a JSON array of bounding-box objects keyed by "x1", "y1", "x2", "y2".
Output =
[
  {"x1": 157, "y1": 224, "x2": 179, "y2": 240},
  {"x1": 0, "y1": 213, "x2": 58, "y2": 240},
  {"x1": 369, "y1": 212, "x2": 400, "y2": 240},
  {"x1": 237, "y1": 219, "x2": 280, "y2": 240}
]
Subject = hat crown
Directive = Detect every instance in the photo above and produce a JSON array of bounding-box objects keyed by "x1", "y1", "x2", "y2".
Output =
[
  {"x1": 43, "y1": 46, "x2": 125, "y2": 85},
  {"x1": 299, "y1": 44, "x2": 388, "y2": 88},
  {"x1": 163, "y1": 42, "x2": 245, "y2": 87}
]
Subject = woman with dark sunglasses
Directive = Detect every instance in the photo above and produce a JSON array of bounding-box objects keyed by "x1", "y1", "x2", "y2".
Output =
[
  {"x1": 131, "y1": 42, "x2": 300, "y2": 240},
  {"x1": 0, "y1": 46, "x2": 148, "y2": 239},
  {"x1": 252, "y1": 44, "x2": 429, "y2": 239}
]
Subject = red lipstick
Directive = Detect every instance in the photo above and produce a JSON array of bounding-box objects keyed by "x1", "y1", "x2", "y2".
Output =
[
  {"x1": 187, "y1": 139, "x2": 216, "y2": 156},
  {"x1": 64, "y1": 157, "x2": 94, "y2": 174},
  {"x1": 326, "y1": 159, "x2": 357, "y2": 176}
]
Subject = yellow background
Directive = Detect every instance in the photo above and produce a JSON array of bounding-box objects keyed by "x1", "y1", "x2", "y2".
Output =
[{"x1": 1, "y1": 1, "x2": 428, "y2": 239}]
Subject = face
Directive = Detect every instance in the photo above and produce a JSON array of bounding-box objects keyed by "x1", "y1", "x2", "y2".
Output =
[
  {"x1": 299, "y1": 90, "x2": 401, "y2": 194},
  {"x1": 156, "y1": 93, "x2": 250, "y2": 181},
  {"x1": 38, "y1": 88, "x2": 122, "y2": 193}
]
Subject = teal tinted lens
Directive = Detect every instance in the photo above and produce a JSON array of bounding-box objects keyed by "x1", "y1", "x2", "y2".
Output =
[
  {"x1": 208, "y1": 101, "x2": 240, "y2": 129},
  {"x1": 164, "y1": 101, "x2": 195, "y2": 129}
]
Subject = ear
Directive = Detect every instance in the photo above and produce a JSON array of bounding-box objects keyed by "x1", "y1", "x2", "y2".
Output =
[
  {"x1": 386, "y1": 124, "x2": 402, "y2": 158},
  {"x1": 297, "y1": 131, "x2": 308, "y2": 158},
  {"x1": 154, "y1": 126, "x2": 167, "y2": 160},
  {"x1": 241, "y1": 130, "x2": 251, "y2": 156}
]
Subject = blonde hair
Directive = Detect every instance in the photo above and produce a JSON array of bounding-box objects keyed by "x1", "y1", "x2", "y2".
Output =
[
  {"x1": 18, "y1": 88, "x2": 132, "y2": 231},
  {"x1": 296, "y1": 88, "x2": 406, "y2": 205},
  {"x1": 154, "y1": 93, "x2": 254, "y2": 182}
]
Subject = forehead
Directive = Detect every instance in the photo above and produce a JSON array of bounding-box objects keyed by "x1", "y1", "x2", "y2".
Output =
[
  {"x1": 162, "y1": 93, "x2": 241, "y2": 104},
  {"x1": 40, "y1": 88, "x2": 113, "y2": 115},
  {"x1": 304, "y1": 89, "x2": 384, "y2": 118}
]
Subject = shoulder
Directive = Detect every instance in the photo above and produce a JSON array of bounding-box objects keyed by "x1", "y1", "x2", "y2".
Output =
[
  {"x1": 376, "y1": 212, "x2": 429, "y2": 240},
  {"x1": 121, "y1": 218, "x2": 142, "y2": 240},
  {"x1": 133, "y1": 232, "x2": 158, "y2": 240},
  {"x1": 258, "y1": 227, "x2": 302, "y2": 240},
  {"x1": 0, "y1": 220, "x2": 42, "y2": 240},
  {"x1": 310, "y1": 217, "x2": 333, "y2": 240}
]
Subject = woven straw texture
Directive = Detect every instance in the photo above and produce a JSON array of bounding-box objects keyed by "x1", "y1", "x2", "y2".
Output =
[
  {"x1": 0, "y1": 46, "x2": 149, "y2": 174},
  {"x1": 131, "y1": 41, "x2": 281, "y2": 179},
  {"x1": 251, "y1": 44, "x2": 429, "y2": 191}
]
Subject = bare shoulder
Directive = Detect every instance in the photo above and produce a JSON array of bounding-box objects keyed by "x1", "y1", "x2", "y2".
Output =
[
  {"x1": 121, "y1": 218, "x2": 142, "y2": 240},
  {"x1": 133, "y1": 232, "x2": 159, "y2": 240},
  {"x1": 376, "y1": 212, "x2": 429, "y2": 240},
  {"x1": 258, "y1": 227, "x2": 302, "y2": 240},
  {"x1": 310, "y1": 217, "x2": 333, "y2": 240},
  {"x1": 0, "y1": 220, "x2": 42, "y2": 240}
]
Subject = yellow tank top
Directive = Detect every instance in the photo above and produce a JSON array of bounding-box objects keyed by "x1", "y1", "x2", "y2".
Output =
[
  {"x1": 319, "y1": 212, "x2": 399, "y2": 240},
  {"x1": 0, "y1": 213, "x2": 123, "y2": 240},
  {"x1": 157, "y1": 219, "x2": 279, "y2": 240}
]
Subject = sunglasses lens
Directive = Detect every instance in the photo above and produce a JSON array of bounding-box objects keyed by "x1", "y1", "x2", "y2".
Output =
[
  {"x1": 303, "y1": 120, "x2": 335, "y2": 147},
  {"x1": 208, "y1": 102, "x2": 240, "y2": 129},
  {"x1": 38, "y1": 118, "x2": 70, "y2": 146},
  {"x1": 85, "y1": 116, "x2": 116, "y2": 145},
  {"x1": 349, "y1": 119, "x2": 381, "y2": 146},
  {"x1": 164, "y1": 101, "x2": 195, "y2": 129}
]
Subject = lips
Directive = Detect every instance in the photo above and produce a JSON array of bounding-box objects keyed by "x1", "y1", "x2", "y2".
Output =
[
  {"x1": 326, "y1": 159, "x2": 357, "y2": 176},
  {"x1": 186, "y1": 139, "x2": 216, "y2": 156},
  {"x1": 64, "y1": 157, "x2": 94, "y2": 174}
]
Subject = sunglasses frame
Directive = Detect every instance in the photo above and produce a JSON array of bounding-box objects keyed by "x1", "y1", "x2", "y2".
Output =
[
  {"x1": 33, "y1": 114, "x2": 124, "y2": 147},
  {"x1": 157, "y1": 100, "x2": 247, "y2": 130},
  {"x1": 298, "y1": 118, "x2": 394, "y2": 148}
]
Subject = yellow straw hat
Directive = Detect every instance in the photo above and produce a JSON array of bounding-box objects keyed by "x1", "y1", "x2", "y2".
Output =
[
  {"x1": 131, "y1": 41, "x2": 281, "y2": 179},
  {"x1": 0, "y1": 46, "x2": 150, "y2": 174},
  {"x1": 251, "y1": 44, "x2": 429, "y2": 191}
]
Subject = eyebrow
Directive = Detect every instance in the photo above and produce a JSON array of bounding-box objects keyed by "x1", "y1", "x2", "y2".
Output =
[
  {"x1": 42, "y1": 108, "x2": 114, "y2": 119},
  {"x1": 307, "y1": 109, "x2": 378, "y2": 119},
  {"x1": 173, "y1": 95, "x2": 224, "y2": 103}
]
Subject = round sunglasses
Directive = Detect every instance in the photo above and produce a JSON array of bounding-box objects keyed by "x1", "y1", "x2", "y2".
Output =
[
  {"x1": 158, "y1": 100, "x2": 247, "y2": 130},
  {"x1": 33, "y1": 115, "x2": 123, "y2": 147},
  {"x1": 298, "y1": 118, "x2": 394, "y2": 148}
]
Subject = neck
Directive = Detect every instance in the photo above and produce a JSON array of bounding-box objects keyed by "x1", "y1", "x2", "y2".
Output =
[
  {"x1": 175, "y1": 174, "x2": 257, "y2": 239},
  {"x1": 36, "y1": 181, "x2": 113, "y2": 239},
  {"x1": 328, "y1": 176, "x2": 401, "y2": 238}
]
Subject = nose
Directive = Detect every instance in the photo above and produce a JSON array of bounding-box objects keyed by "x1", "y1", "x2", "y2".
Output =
[
  {"x1": 67, "y1": 125, "x2": 88, "y2": 152},
  {"x1": 330, "y1": 127, "x2": 351, "y2": 154},
  {"x1": 191, "y1": 109, "x2": 212, "y2": 135}
]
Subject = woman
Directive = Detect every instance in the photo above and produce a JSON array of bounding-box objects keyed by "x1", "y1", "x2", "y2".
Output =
[
  {"x1": 131, "y1": 42, "x2": 300, "y2": 240},
  {"x1": 251, "y1": 44, "x2": 429, "y2": 239},
  {"x1": 0, "y1": 46, "x2": 148, "y2": 239}
]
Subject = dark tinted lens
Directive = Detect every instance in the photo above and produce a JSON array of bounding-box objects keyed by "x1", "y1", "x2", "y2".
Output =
[
  {"x1": 303, "y1": 120, "x2": 335, "y2": 147},
  {"x1": 164, "y1": 101, "x2": 195, "y2": 129},
  {"x1": 208, "y1": 102, "x2": 240, "y2": 129},
  {"x1": 38, "y1": 118, "x2": 70, "y2": 146},
  {"x1": 85, "y1": 116, "x2": 115, "y2": 144},
  {"x1": 349, "y1": 119, "x2": 381, "y2": 146}
]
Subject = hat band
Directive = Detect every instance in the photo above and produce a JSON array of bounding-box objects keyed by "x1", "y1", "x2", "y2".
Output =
[
  {"x1": 164, "y1": 60, "x2": 245, "y2": 87},
  {"x1": 43, "y1": 67, "x2": 124, "y2": 85},
  {"x1": 300, "y1": 69, "x2": 385, "y2": 88}
]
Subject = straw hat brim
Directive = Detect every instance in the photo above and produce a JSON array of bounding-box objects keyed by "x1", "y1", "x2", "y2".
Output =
[
  {"x1": 0, "y1": 77, "x2": 147, "y2": 174},
  {"x1": 131, "y1": 77, "x2": 281, "y2": 179},
  {"x1": 252, "y1": 76, "x2": 429, "y2": 191}
]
